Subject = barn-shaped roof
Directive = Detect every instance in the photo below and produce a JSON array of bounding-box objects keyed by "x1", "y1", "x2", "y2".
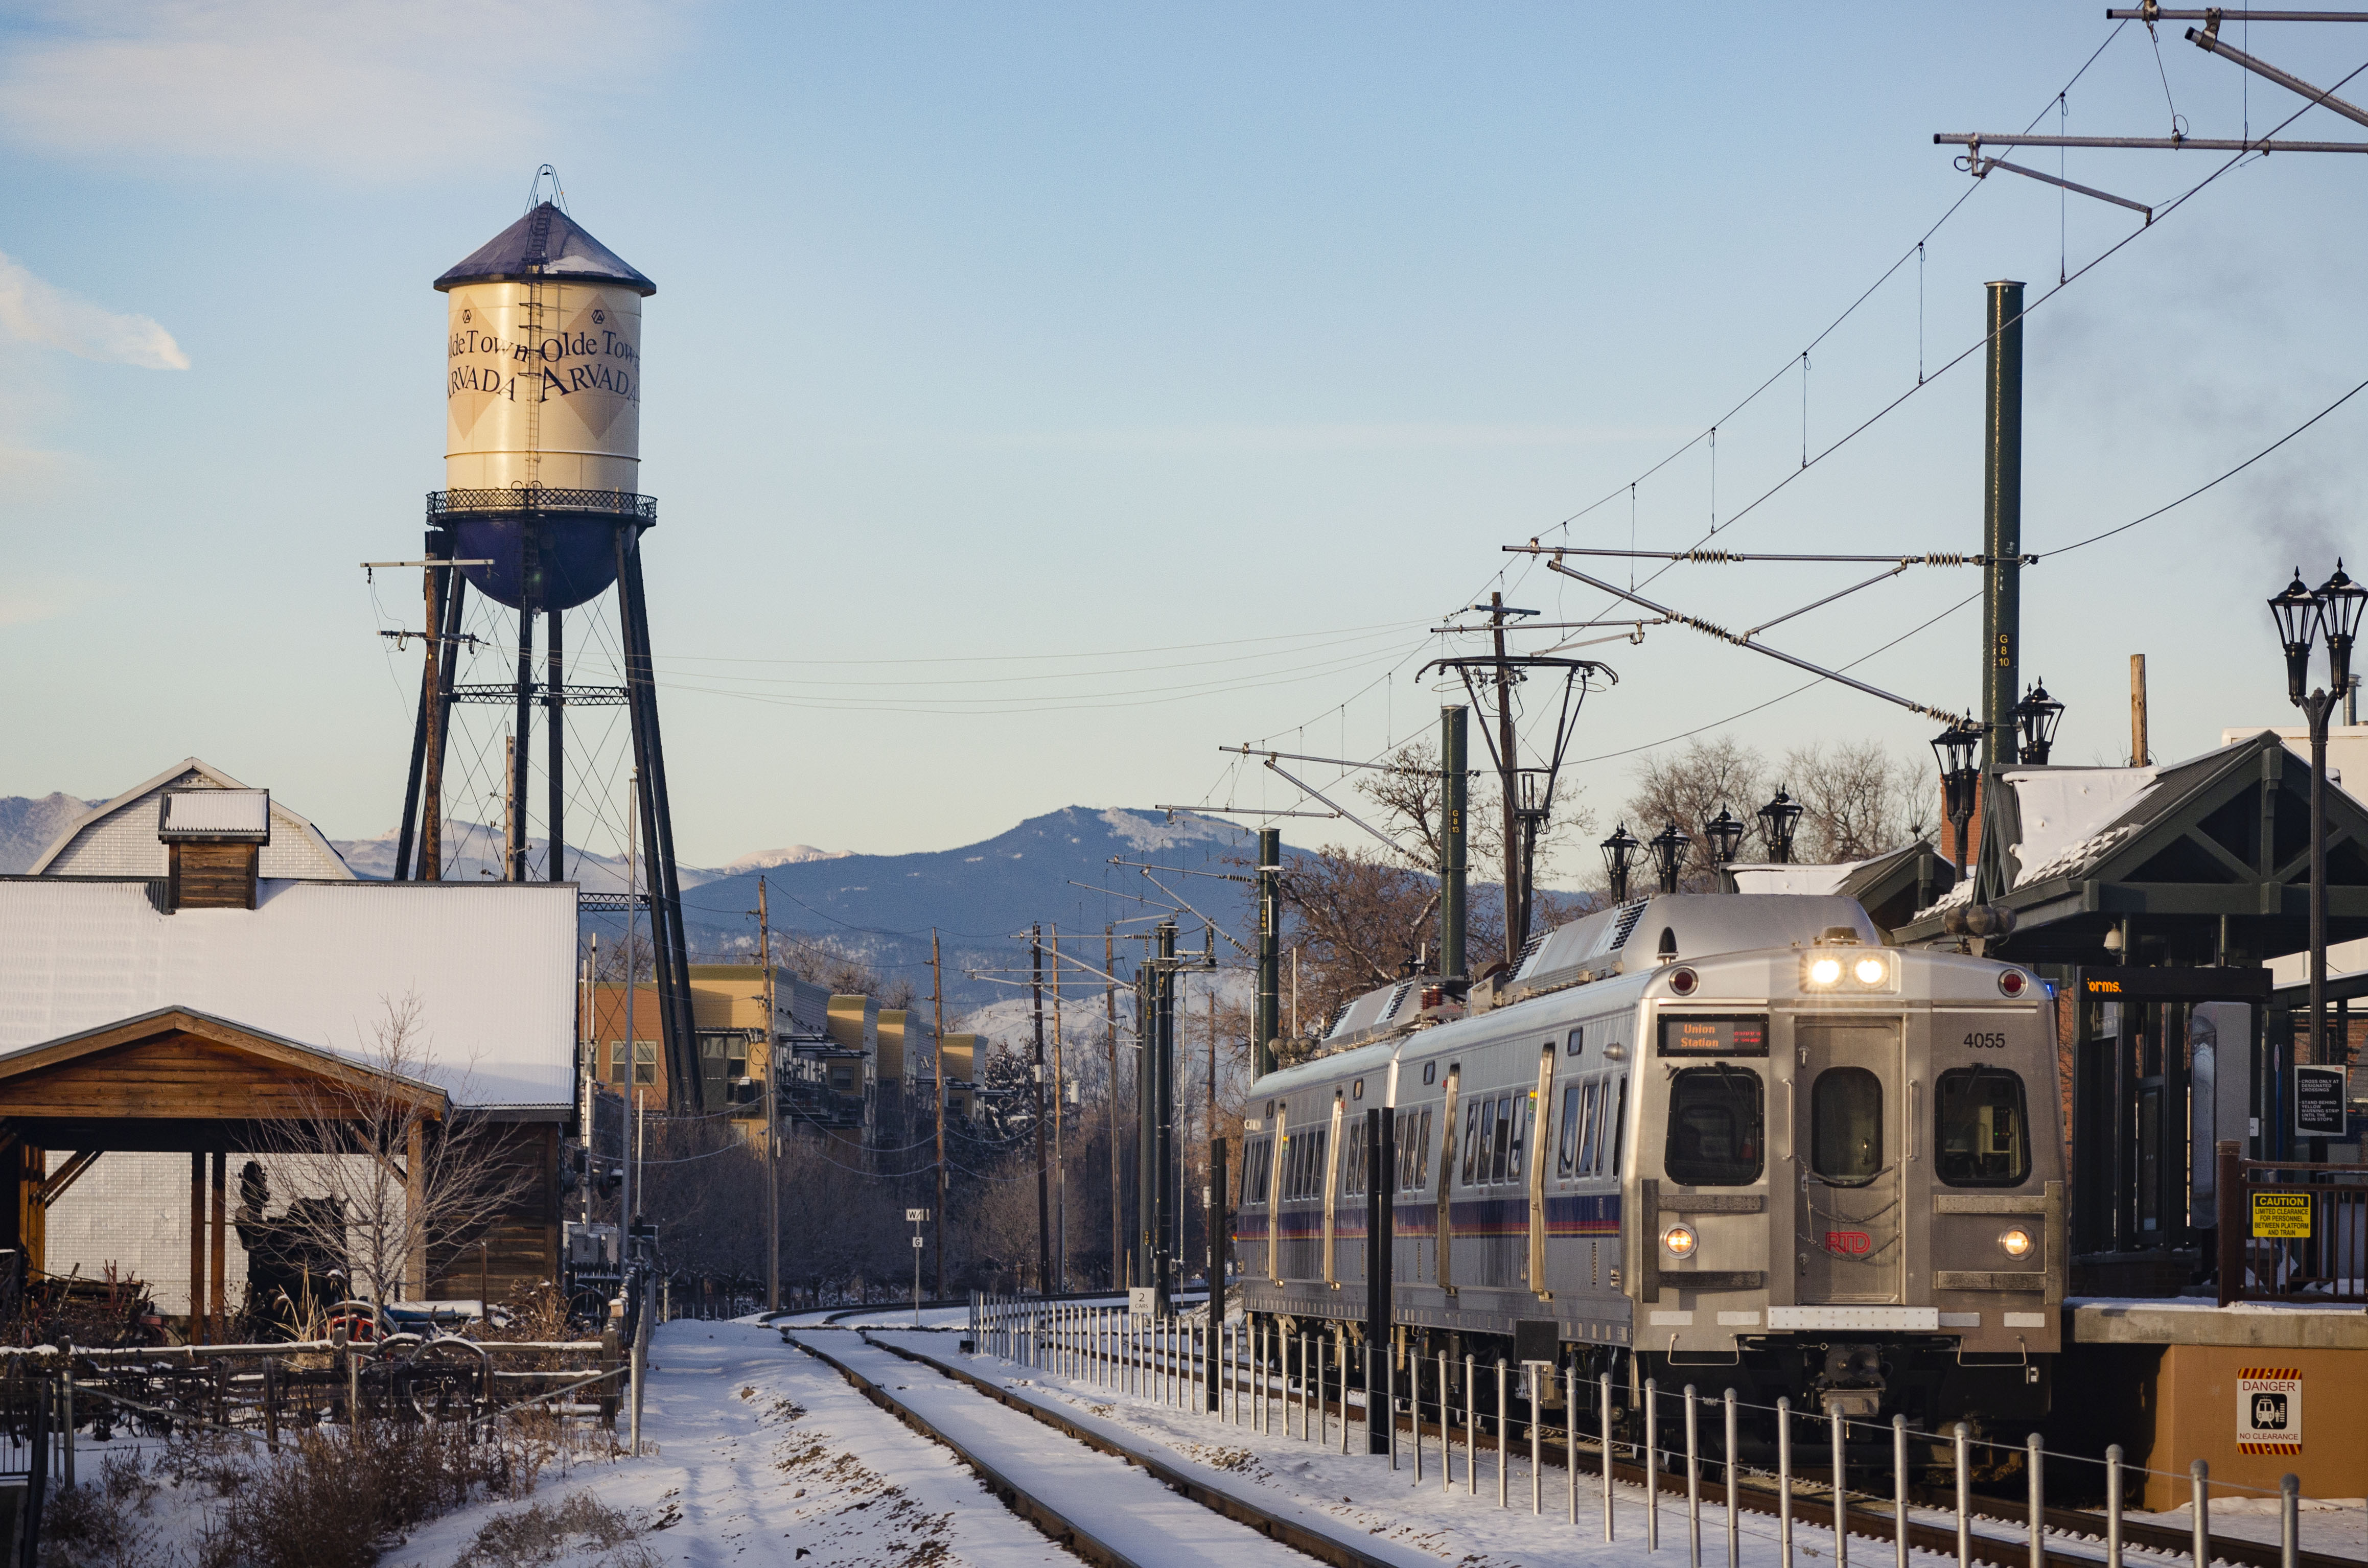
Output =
[
  {"x1": 29, "y1": 758, "x2": 352, "y2": 880},
  {"x1": 435, "y1": 202, "x2": 656, "y2": 295}
]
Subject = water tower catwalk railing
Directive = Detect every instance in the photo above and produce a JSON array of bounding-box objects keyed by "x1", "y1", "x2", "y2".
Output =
[{"x1": 390, "y1": 483, "x2": 702, "y2": 1112}]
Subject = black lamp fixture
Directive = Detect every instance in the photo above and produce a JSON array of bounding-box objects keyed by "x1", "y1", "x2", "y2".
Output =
[
  {"x1": 1648, "y1": 820, "x2": 1689, "y2": 895},
  {"x1": 1756, "y1": 786, "x2": 1803, "y2": 865},
  {"x1": 2013, "y1": 679, "x2": 2065, "y2": 765},
  {"x1": 1931, "y1": 714, "x2": 1983, "y2": 875},
  {"x1": 1600, "y1": 822, "x2": 1642, "y2": 904},
  {"x1": 1703, "y1": 805, "x2": 1746, "y2": 868},
  {"x1": 2319, "y1": 561, "x2": 2366, "y2": 695},
  {"x1": 2270, "y1": 567, "x2": 2325, "y2": 707}
]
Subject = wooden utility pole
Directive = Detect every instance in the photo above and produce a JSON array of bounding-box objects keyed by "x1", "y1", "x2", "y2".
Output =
[
  {"x1": 760, "y1": 878, "x2": 779, "y2": 1315},
  {"x1": 1050, "y1": 925, "x2": 1065, "y2": 1292},
  {"x1": 931, "y1": 928, "x2": 947, "y2": 1299},
  {"x1": 2130, "y1": 654, "x2": 2150, "y2": 765},
  {"x1": 1105, "y1": 925, "x2": 1120, "y2": 1291},
  {"x1": 1032, "y1": 925, "x2": 1050, "y2": 1296}
]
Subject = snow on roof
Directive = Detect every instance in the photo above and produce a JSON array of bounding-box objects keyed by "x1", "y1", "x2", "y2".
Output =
[
  {"x1": 435, "y1": 202, "x2": 656, "y2": 296},
  {"x1": 1727, "y1": 860, "x2": 1863, "y2": 897},
  {"x1": 2001, "y1": 765, "x2": 2161, "y2": 886},
  {"x1": 30, "y1": 758, "x2": 351, "y2": 880},
  {"x1": 0, "y1": 878, "x2": 577, "y2": 1110},
  {"x1": 158, "y1": 788, "x2": 270, "y2": 840}
]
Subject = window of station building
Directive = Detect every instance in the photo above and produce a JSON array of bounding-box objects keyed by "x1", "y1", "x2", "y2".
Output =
[
  {"x1": 1810, "y1": 1067, "x2": 1885, "y2": 1187},
  {"x1": 1936, "y1": 1067, "x2": 2031, "y2": 1187},
  {"x1": 609, "y1": 1040, "x2": 657, "y2": 1086},
  {"x1": 1663, "y1": 1067, "x2": 1764, "y2": 1186}
]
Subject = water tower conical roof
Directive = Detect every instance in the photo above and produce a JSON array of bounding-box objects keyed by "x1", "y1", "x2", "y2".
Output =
[{"x1": 434, "y1": 201, "x2": 656, "y2": 295}]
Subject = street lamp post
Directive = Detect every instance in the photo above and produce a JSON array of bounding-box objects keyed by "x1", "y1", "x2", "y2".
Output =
[
  {"x1": 1757, "y1": 786, "x2": 1803, "y2": 866},
  {"x1": 1601, "y1": 823, "x2": 1641, "y2": 905},
  {"x1": 1704, "y1": 806, "x2": 1746, "y2": 892},
  {"x1": 1648, "y1": 821, "x2": 1689, "y2": 895},
  {"x1": 2014, "y1": 680, "x2": 2065, "y2": 765},
  {"x1": 2268, "y1": 564, "x2": 2366, "y2": 1150},
  {"x1": 1931, "y1": 717, "x2": 1984, "y2": 876}
]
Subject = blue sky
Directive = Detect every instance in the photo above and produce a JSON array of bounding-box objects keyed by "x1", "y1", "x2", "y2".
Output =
[{"x1": 5, "y1": 3, "x2": 2365, "y2": 877}]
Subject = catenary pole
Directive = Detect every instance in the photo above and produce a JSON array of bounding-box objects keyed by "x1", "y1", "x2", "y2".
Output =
[
  {"x1": 1442, "y1": 705, "x2": 1468, "y2": 989},
  {"x1": 1107, "y1": 925, "x2": 1121, "y2": 1290},
  {"x1": 932, "y1": 928, "x2": 947, "y2": 1299},
  {"x1": 1033, "y1": 924, "x2": 1051, "y2": 1296},
  {"x1": 1052, "y1": 924, "x2": 1066, "y2": 1291},
  {"x1": 1256, "y1": 827, "x2": 1281, "y2": 1079},
  {"x1": 1977, "y1": 279, "x2": 2024, "y2": 903},
  {"x1": 1488, "y1": 593, "x2": 1523, "y2": 959},
  {"x1": 761, "y1": 878, "x2": 778, "y2": 1314}
]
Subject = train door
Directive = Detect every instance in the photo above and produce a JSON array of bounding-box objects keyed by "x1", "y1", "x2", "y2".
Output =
[{"x1": 1794, "y1": 1018, "x2": 1905, "y2": 1304}]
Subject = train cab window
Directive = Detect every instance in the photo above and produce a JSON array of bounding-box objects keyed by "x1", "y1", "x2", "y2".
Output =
[
  {"x1": 1577, "y1": 1080, "x2": 1604, "y2": 1176},
  {"x1": 1936, "y1": 1067, "x2": 2031, "y2": 1187},
  {"x1": 1663, "y1": 1067, "x2": 1765, "y2": 1186},
  {"x1": 1810, "y1": 1067, "x2": 1885, "y2": 1187},
  {"x1": 1557, "y1": 1086, "x2": 1583, "y2": 1176},
  {"x1": 1609, "y1": 1076, "x2": 1629, "y2": 1175}
]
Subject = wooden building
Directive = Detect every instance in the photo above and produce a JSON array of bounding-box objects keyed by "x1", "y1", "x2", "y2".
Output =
[{"x1": 1, "y1": 779, "x2": 576, "y2": 1330}]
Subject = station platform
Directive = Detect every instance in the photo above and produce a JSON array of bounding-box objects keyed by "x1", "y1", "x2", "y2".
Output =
[{"x1": 2054, "y1": 1297, "x2": 2367, "y2": 1506}]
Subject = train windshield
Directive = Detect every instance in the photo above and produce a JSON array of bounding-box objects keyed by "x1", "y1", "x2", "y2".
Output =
[
  {"x1": 1936, "y1": 1067, "x2": 2031, "y2": 1186},
  {"x1": 1664, "y1": 1067, "x2": 1764, "y2": 1186}
]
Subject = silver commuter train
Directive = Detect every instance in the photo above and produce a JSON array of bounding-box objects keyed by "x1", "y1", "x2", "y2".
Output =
[{"x1": 1234, "y1": 892, "x2": 2063, "y2": 1436}]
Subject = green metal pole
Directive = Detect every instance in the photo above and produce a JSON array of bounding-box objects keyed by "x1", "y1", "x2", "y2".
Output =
[
  {"x1": 1256, "y1": 828, "x2": 1281, "y2": 1080},
  {"x1": 1155, "y1": 921, "x2": 1177, "y2": 1304},
  {"x1": 1978, "y1": 279, "x2": 2024, "y2": 902},
  {"x1": 1442, "y1": 706, "x2": 1468, "y2": 989}
]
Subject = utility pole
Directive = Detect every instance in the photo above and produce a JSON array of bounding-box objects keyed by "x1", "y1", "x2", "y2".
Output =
[
  {"x1": 1488, "y1": 592, "x2": 1524, "y2": 958},
  {"x1": 1971, "y1": 281, "x2": 2024, "y2": 905},
  {"x1": 620, "y1": 768, "x2": 638, "y2": 1254},
  {"x1": 1255, "y1": 827, "x2": 1281, "y2": 1080},
  {"x1": 1106, "y1": 925, "x2": 1120, "y2": 1291},
  {"x1": 760, "y1": 878, "x2": 778, "y2": 1315},
  {"x1": 583, "y1": 934, "x2": 597, "y2": 1226},
  {"x1": 1441, "y1": 705, "x2": 1468, "y2": 991},
  {"x1": 1051, "y1": 924, "x2": 1065, "y2": 1292},
  {"x1": 1032, "y1": 925, "x2": 1050, "y2": 1297},
  {"x1": 931, "y1": 928, "x2": 947, "y2": 1299},
  {"x1": 2130, "y1": 654, "x2": 2151, "y2": 766}
]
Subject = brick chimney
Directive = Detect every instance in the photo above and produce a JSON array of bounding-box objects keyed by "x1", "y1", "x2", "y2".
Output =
[{"x1": 159, "y1": 789, "x2": 271, "y2": 910}]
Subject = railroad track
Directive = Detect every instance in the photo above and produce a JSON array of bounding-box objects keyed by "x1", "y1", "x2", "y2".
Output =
[
  {"x1": 785, "y1": 1327, "x2": 1423, "y2": 1568},
  {"x1": 857, "y1": 1318, "x2": 2358, "y2": 1568}
]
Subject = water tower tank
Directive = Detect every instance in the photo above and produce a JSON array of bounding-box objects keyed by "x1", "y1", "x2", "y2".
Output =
[{"x1": 434, "y1": 202, "x2": 656, "y2": 611}]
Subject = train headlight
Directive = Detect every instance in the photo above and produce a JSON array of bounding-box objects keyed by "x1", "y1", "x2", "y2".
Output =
[
  {"x1": 1999, "y1": 1227, "x2": 2034, "y2": 1259},
  {"x1": 1662, "y1": 1223, "x2": 1698, "y2": 1259},
  {"x1": 1807, "y1": 957, "x2": 1843, "y2": 987},
  {"x1": 1852, "y1": 956, "x2": 1888, "y2": 986}
]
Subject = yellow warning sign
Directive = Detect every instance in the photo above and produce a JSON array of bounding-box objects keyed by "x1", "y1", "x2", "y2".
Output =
[{"x1": 2251, "y1": 1191, "x2": 2312, "y2": 1239}]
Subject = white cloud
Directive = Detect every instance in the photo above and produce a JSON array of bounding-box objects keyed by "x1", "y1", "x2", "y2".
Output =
[
  {"x1": 0, "y1": 2, "x2": 681, "y2": 173},
  {"x1": 0, "y1": 251, "x2": 188, "y2": 369}
]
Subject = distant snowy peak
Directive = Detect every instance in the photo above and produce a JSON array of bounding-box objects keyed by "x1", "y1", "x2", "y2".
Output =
[
  {"x1": 1099, "y1": 807, "x2": 1247, "y2": 853},
  {"x1": 723, "y1": 845, "x2": 851, "y2": 872}
]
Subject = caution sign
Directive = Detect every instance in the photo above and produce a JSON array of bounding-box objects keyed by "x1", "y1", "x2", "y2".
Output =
[
  {"x1": 2237, "y1": 1367, "x2": 2302, "y2": 1455},
  {"x1": 2252, "y1": 1190, "x2": 2313, "y2": 1239}
]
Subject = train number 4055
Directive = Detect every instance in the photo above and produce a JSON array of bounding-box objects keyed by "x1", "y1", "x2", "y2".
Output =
[{"x1": 1963, "y1": 1032, "x2": 2007, "y2": 1050}]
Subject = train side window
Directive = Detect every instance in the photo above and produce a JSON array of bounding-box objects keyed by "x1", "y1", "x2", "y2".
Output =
[
  {"x1": 1663, "y1": 1067, "x2": 1765, "y2": 1186},
  {"x1": 1507, "y1": 1094, "x2": 1528, "y2": 1182},
  {"x1": 1936, "y1": 1067, "x2": 2031, "y2": 1187},
  {"x1": 1811, "y1": 1067, "x2": 1885, "y2": 1187},
  {"x1": 1415, "y1": 1107, "x2": 1433, "y2": 1188},
  {"x1": 1491, "y1": 1095, "x2": 1515, "y2": 1183},
  {"x1": 1577, "y1": 1079, "x2": 1604, "y2": 1176},
  {"x1": 1462, "y1": 1102, "x2": 1484, "y2": 1185},
  {"x1": 1348, "y1": 1120, "x2": 1367, "y2": 1196},
  {"x1": 1291, "y1": 1134, "x2": 1310, "y2": 1201},
  {"x1": 1567, "y1": 1025, "x2": 1585, "y2": 1057},
  {"x1": 1253, "y1": 1140, "x2": 1271, "y2": 1204},
  {"x1": 1610, "y1": 1076, "x2": 1629, "y2": 1175},
  {"x1": 1558, "y1": 1085, "x2": 1583, "y2": 1176}
]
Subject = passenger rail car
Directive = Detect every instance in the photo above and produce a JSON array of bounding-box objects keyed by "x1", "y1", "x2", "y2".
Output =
[{"x1": 1235, "y1": 893, "x2": 2063, "y2": 1437}]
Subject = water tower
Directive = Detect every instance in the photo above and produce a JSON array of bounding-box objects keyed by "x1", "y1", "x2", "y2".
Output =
[{"x1": 387, "y1": 176, "x2": 701, "y2": 1109}]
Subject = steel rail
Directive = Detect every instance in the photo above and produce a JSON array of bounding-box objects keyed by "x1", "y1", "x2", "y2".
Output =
[{"x1": 791, "y1": 1328, "x2": 1403, "y2": 1568}]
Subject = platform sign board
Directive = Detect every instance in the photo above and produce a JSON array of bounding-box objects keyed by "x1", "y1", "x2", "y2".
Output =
[
  {"x1": 1128, "y1": 1285, "x2": 1162, "y2": 1321},
  {"x1": 2236, "y1": 1366, "x2": 2303, "y2": 1455},
  {"x1": 2251, "y1": 1190, "x2": 2312, "y2": 1239},
  {"x1": 2295, "y1": 1066, "x2": 2348, "y2": 1137}
]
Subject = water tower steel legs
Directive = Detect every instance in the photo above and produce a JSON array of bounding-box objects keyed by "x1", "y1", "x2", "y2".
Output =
[
  {"x1": 510, "y1": 524, "x2": 538, "y2": 884},
  {"x1": 615, "y1": 525, "x2": 702, "y2": 1111},
  {"x1": 547, "y1": 605, "x2": 565, "y2": 882}
]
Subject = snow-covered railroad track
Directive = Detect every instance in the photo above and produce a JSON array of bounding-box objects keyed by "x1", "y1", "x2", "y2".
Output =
[{"x1": 785, "y1": 1328, "x2": 1434, "y2": 1568}]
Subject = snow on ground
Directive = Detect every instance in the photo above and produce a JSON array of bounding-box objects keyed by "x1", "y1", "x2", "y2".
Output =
[
  {"x1": 391, "y1": 1319, "x2": 1073, "y2": 1567},
  {"x1": 2134, "y1": 1497, "x2": 2368, "y2": 1560}
]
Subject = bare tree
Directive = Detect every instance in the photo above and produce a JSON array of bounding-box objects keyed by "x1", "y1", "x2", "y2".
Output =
[
  {"x1": 260, "y1": 995, "x2": 538, "y2": 1312},
  {"x1": 1776, "y1": 740, "x2": 1930, "y2": 862}
]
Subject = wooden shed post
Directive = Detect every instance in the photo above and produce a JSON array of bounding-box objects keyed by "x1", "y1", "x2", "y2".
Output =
[
  {"x1": 189, "y1": 1152, "x2": 205, "y2": 1344},
  {"x1": 210, "y1": 1151, "x2": 227, "y2": 1341},
  {"x1": 408, "y1": 1119, "x2": 426, "y2": 1301}
]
